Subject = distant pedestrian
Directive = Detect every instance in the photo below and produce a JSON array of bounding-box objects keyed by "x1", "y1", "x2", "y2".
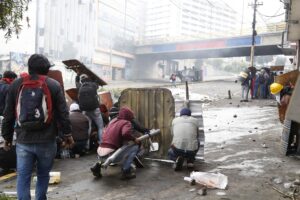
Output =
[
  {"x1": 239, "y1": 70, "x2": 250, "y2": 102},
  {"x1": 170, "y1": 73, "x2": 176, "y2": 87},
  {"x1": 1, "y1": 54, "x2": 74, "y2": 200}
]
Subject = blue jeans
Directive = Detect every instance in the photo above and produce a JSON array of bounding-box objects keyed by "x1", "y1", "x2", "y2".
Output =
[
  {"x1": 16, "y1": 142, "x2": 57, "y2": 200},
  {"x1": 84, "y1": 108, "x2": 103, "y2": 144},
  {"x1": 112, "y1": 145, "x2": 139, "y2": 172},
  {"x1": 168, "y1": 147, "x2": 197, "y2": 163}
]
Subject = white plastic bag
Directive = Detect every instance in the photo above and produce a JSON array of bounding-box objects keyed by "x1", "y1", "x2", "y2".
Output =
[{"x1": 190, "y1": 171, "x2": 228, "y2": 189}]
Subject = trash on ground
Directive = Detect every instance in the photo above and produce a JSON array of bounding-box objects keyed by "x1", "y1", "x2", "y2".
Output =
[
  {"x1": 261, "y1": 143, "x2": 268, "y2": 148},
  {"x1": 189, "y1": 188, "x2": 196, "y2": 192},
  {"x1": 34, "y1": 172, "x2": 61, "y2": 184},
  {"x1": 189, "y1": 171, "x2": 228, "y2": 189},
  {"x1": 283, "y1": 182, "x2": 292, "y2": 189}
]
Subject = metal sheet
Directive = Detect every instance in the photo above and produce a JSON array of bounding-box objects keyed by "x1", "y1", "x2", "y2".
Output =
[
  {"x1": 286, "y1": 75, "x2": 300, "y2": 123},
  {"x1": 119, "y1": 88, "x2": 175, "y2": 158}
]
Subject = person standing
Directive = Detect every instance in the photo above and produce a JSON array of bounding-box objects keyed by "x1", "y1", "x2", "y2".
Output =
[
  {"x1": 1, "y1": 54, "x2": 74, "y2": 200},
  {"x1": 0, "y1": 71, "x2": 17, "y2": 116},
  {"x1": 240, "y1": 70, "x2": 250, "y2": 102},
  {"x1": 168, "y1": 108, "x2": 200, "y2": 170},
  {"x1": 78, "y1": 74, "x2": 104, "y2": 144}
]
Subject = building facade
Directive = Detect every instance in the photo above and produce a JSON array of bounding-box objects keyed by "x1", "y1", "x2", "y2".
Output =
[
  {"x1": 36, "y1": 0, "x2": 142, "y2": 81},
  {"x1": 143, "y1": 0, "x2": 237, "y2": 43}
]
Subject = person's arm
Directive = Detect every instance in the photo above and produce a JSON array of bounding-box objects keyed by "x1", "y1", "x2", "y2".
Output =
[
  {"x1": 1, "y1": 81, "x2": 18, "y2": 145},
  {"x1": 121, "y1": 122, "x2": 136, "y2": 141},
  {"x1": 131, "y1": 118, "x2": 149, "y2": 134}
]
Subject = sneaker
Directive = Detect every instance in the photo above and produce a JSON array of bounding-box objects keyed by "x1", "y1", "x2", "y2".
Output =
[
  {"x1": 133, "y1": 156, "x2": 144, "y2": 168},
  {"x1": 90, "y1": 162, "x2": 102, "y2": 178},
  {"x1": 121, "y1": 171, "x2": 136, "y2": 180},
  {"x1": 173, "y1": 156, "x2": 184, "y2": 171},
  {"x1": 187, "y1": 163, "x2": 194, "y2": 169}
]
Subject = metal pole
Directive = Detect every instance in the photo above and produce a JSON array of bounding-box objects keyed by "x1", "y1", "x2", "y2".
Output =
[{"x1": 249, "y1": 0, "x2": 262, "y2": 67}]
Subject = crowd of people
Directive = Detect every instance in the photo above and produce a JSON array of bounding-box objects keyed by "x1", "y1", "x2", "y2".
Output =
[
  {"x1": 0, "y1": 54, "x2": 202, "y2": 200},
  {"x1": 239, "y1": 67, "x2": 279, "y2": 102}
]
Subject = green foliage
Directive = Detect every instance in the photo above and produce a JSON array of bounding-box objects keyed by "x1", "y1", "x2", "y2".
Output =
[
  {"x1": 0, "y1": 0, "x2": 31, "y2": 40},
  {"x1": 0, "y1": 194, "x2": 17, "y2": 200}
]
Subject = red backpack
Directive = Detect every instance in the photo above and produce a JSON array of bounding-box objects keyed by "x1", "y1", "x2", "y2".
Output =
[{"x1": 16, "y1": 75, "x2": 53, "y2": 130}]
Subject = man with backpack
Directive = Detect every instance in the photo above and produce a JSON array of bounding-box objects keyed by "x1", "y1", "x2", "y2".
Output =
[
  {"x1": 1, "y1": 54, "x2": 74, "y2": 200},
  {"x1": 78, "y1": 74, "x2": 104, "y2": 144}
]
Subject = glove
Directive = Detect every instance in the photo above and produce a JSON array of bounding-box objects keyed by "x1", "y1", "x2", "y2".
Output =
[
  {"x1": 64, "y1": 135, "x2": 75, "y2": 149},
  {"x1": 3, "y1": 140, "x2": 12, "y2": 151}
]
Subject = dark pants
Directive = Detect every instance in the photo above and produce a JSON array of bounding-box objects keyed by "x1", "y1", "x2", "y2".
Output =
[{"x1": 168, "y1": 147, "x2": 197, "y2": 163}]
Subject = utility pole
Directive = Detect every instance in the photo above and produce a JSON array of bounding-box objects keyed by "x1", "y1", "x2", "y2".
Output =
[{"x1": 249, "y1": 0, "x2": 263, "y2": 67}]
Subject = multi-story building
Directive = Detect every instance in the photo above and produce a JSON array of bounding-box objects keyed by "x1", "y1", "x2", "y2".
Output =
[
  {"x1": 143, "y1": 0, "x2": 237, "y2": 43},
  {"x1": 36, "y1": 0, "x2": 142, "y2": 81}
]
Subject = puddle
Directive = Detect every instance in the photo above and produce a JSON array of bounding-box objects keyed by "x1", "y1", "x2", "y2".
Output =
[{"x1": 203, "y1": 106, "x2": 281, "y2": 144}]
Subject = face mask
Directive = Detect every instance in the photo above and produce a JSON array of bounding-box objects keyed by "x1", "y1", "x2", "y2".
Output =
[{"x1": 275, "y1": 94, "x2": 281, "y2": 105}]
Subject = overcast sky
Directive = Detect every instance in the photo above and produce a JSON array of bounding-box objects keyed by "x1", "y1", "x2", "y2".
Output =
[{"x1": 0, "y1": 0, "x2": 285, "y2": 55}]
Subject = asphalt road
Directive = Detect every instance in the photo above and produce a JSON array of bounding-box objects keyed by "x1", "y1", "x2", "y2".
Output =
[{"x1": 1, "y1": 79, "x2": 299, "y2": 200}]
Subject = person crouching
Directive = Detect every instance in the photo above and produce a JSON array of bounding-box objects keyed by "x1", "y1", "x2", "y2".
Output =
[
  {"x1": 90, "y1": 107, "x2": 140, "y2": 180},
  {"x1": 168, "y1": 108, "x2": 200, "y2": 171}
]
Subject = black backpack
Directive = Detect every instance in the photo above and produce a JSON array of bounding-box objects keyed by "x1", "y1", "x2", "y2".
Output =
[
  {"x1": 16, "y1": 75, "x2": 53, "y2": 131},
  {"x1": 0, "y1": 146, "x2": 16, "y2": 170},
  {"x1": 78, "y1": 82, "x2": 99, "y2": 111}
]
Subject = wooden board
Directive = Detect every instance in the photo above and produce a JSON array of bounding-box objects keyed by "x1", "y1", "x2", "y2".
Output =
[
  {"x1": 274, "y1": 70, "x2": 300, "y2": 86},
  {"x1": 62, "y1": 59, "x2": 107, "y2": 86},
  {"x1": 48, "y1": 70, "x2": 64, "y2": 91},
  {"x1": 0, "y1": 172, "x2": 17, "y2": 182},
  {"x1": 270, "y1": 65, "x2": 284, "y2": 71}
]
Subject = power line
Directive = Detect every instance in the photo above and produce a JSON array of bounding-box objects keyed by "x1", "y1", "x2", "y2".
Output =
[{"x1": 257, "y1": 11, "x2": 285, "y2": 18}]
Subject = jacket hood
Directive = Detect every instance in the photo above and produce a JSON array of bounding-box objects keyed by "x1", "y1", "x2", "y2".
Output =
[{"x1": 118, "y1": 107, "x2": 134, "y2": 121}]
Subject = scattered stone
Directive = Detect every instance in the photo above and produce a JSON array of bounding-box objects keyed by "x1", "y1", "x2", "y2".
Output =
[
  {"x1": 208, "y1": 129, "x2": 212, "y2": 131},
  {"x1": 198, "y1": 188, "x2": 207, "y2": 196},
  {"x1": 273, "y1": 178, "x2": 283, "y2": 184},
  {"x1": 237, "y1": 104, "x2": 240, "y2": 107},
  {"x1": 261, "y1": 143, "x2": 268, "y2": 148},
  {"x1": 293, "y1": 179, "x2": 300, "y2": 186},
  {"x1": 233, "y1": 114, "x2": 237, "y2": 118},
  {"x1": 229, "y1": 102, "x2": 232, "y2": 104},
  {"x1": 216, "y1": 191, "x2": 227, "y2": 196},
  {"x1": 189, "y1": 188, "x2": 196, "y2": 192},
  {"x1": 254, "y1": 127, "x2": 258, "y2": 129},
  {"x1": 252, "y1": 139, "x2": 256, "y2": 142},
  {"x1": 215, "y1": 125, "x2": 218, "y2": 127},
  {"x1": 248, "y1": 130, "x2": 252, "y2": 133},
  {"x1": 284, "y1": 182, "x2": 292, "y2": 189}
]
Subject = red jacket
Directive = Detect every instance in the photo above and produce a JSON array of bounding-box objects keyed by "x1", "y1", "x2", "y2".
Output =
[{"x1": 100, "y1": 107, "x2": 135, "y2": 149}]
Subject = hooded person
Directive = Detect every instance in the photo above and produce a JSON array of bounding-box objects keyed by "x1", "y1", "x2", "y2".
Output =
[
  {"x1": 90, "y1": 107, "x2": 140, "y2": 180},
  {"x1": 1, "y1": 54, "x2": 74, "y2": 200},
  {"x1": 168, "y1": 108, "x2": 200, "y2": 171},
  {"x1": 69, "y1": 103, "x2": 92, "y2": 156}
]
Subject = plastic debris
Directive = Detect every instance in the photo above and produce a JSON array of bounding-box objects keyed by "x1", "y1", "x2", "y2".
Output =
[{"x1": 189, "y1": 171, "x2": 228, "y2": 189}]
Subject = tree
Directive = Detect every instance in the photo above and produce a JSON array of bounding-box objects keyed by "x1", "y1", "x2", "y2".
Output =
[{"x1": 0, "y1": 0, "x2": 31, "y2": 40}]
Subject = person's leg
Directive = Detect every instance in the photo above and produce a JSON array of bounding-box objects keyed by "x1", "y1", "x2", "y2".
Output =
[
  {"x1": 245, "y1": 85, "x2": 249, "y2": 101},
  {"x1": 120, "y1": 145, "x2": 139, "y2": 172},
  {"x1": 35, "y1": 142, "x2": 57, "y2": 200},
  {"x1": 16, "y1": 143, "x2": 36, "y2": 200},
  {"x1": 168, "y1": 148, "x2": 177, "y2": 161},
  {"x1": 85, "y1": 108, "x2": 104, "y2": 144},
  {"x1": 241, "y1": 85, "x2": 245, "y2": 100}
]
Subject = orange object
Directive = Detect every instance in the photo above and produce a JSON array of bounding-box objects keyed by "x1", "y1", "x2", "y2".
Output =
[{"x1": 99, "y1": 91, "x2": 113, "y2": 110}]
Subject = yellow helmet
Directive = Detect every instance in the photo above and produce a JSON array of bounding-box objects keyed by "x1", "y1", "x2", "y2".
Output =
[{"x1": 270, "y1": 83, "x2": 283, "y2": 95}]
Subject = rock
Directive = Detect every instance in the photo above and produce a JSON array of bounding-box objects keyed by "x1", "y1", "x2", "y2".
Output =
[
  {"x1": 233, "y1": 114, "x2": 237, "y2": 118},
  {"x1": 198, "y1": 188, "x2": 207, "y2": 196},
  {"x1": 248, "y1": 130, "x2": 252, "y2": 133},
  {"x1": 254, "y1": 127, "x2": 258, "y2": 129},
  {"x1": 284, "y1": 182, "x2": 292, "y2": 189},
  {"x1": 261, "y1": 143, "x2": 268, "y2": 148},
  {"x1": 252, "y1": 139, "x2": 256, "y2": 142},
  {"x1": 293, "y1": 179, "x2": 300, "y2": 186},
  {"x1": 189, "y1": 188, "x2": 196, "y2": 192},
  {"x1": 237, "y1": 104, "x2": 240, "y2": 107},
  {"x1": 229, "y1": 102, "x2": 232, "y2": 104},
  {"x1": 273, "y1": 178, "x2": 283, "y2": 184},
  {"x1": 208, "y1": 128, "x2": 212, "y2": 131}
]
